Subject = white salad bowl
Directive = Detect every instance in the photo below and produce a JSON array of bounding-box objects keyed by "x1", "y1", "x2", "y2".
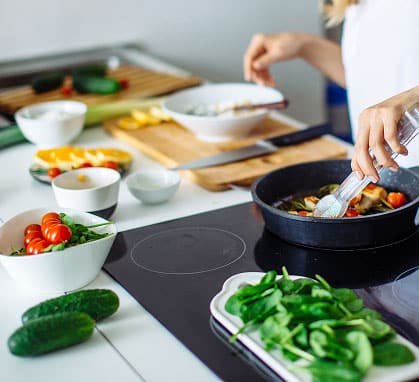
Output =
[
  {"x1": 163, "y1": 83, "x2": 284, "y2": 142},
  {"x1": 15, "y1": 100, "x2": 87, "y2": 148},
  {"x1": 0, "y1": 208, "x2": 117, "y2": 294}
]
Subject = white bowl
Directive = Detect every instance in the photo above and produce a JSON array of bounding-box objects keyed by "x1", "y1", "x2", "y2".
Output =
[
  {"x1": 126, "y1": 170, "x2": 181, "y2": 205},
  {"x1": 52, "y1": 167, "x2": 121, "y2": 219},
  {"x1": 15, "y1": 100, "x2": 87, "y2": 148},
  {"x1": 163, "y1": 83, "x2": 284, "y2": 142},
  {"x1": 0, "y1": 208, "x2": 116, "y2": 293}
]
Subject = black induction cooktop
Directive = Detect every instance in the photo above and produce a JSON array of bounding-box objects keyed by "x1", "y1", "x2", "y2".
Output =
[{"x1": 104, "y1": 202, "x2": 419, "y2": 382}]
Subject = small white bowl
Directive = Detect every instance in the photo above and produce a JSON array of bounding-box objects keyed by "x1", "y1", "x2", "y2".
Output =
[
  {"x1": 126, "y1": 170, "x2": 181, "y2": 205},
  {"x1": 0, "y1": 208, "x2": 116, "y2": 293},
  {"x1": 15, "y1": 100, "x2": 87, "y2": 148},
  {"x1": 52, "y1": 167, "x2": 121, "y2": 219},
  {"x1": 163, "y1": 83, "x2": 284, "y2": 142}
]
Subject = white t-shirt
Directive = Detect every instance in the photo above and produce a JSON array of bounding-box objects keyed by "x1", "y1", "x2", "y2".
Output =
[{"x1": 342, "y1": 0, "x2": 418, "y2": 168}]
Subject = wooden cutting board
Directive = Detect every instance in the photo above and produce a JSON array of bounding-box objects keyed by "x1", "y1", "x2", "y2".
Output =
[
  {"x1": 104, "y1": 116, "x2": 348, "y2": 191},
  {"x1": 0, "y1": 65, "x2": 201, "y2": 115}
]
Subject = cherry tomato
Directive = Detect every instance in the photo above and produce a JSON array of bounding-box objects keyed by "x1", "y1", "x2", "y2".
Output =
[
  {"x1": 26, "y1": 238, "x2": 44, "y2": 255},
  {"x1": 119, "y1": 78, "x2": 129, "y2": 89},
  {"x1": 47, "y1": 224, "x2": 72, "y2": 244},
  {"x1": 41, "y1": 212, "x2": 61, "y2": 226},
  {"x1": 79, "y1": 162, "x2": 93, "y2": 168},
  {"x1": 60, "y1": 85, "x2": 73, "y2": 97},
  {"x1": 41, "y1": 220, "x2": 60, "y2": 239},
  {"x1": 298, "y1": 211, "x2": 309, "y2": 216},
  {"x1": 102, "y1": 160, "x2": 120, "y2": 170},
  {"x1": 24, "y1": 223, "x2": 42, "y2": 236},
  {"x1": 24, "y1": 231, "x2": 44, "y2": 247},
  {"x1": 32, "y1": 240, "x2": 50, "y2": 255},
  {"x1": 364, "y1": 184, "x2": 377, "y2": 191},
  {"x1": 48, "y1": 167, "x2": 62, "y2": 178},
  {"x1": 386, "y1": 192, "x2": 407, "y2": 208},
  {"x1": 102, "y1": 161, "x2": 119, "y2": 171},
  {"x1": 345, "y1": 208, "x2": 360, "y2": 217}
]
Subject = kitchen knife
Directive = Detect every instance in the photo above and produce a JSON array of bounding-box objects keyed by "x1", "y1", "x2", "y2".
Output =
[{"x1": 171, "y1": 123, "x2": 331, "y2": 171}]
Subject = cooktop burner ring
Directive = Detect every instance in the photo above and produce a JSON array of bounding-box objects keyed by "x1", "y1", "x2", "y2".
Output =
[
  {"x1": 130, "y1": 226, "x2": 246, "y2": 275},
  {"x1": 392, "y1": 266, "x2": 419, "y2": 314}
]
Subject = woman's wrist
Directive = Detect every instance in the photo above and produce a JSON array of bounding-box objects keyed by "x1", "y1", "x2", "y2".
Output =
[
  {"x1": 398, "y1": 85, "x2": 419, "y2": 112},
  {"x1": 297, "y1": 33, "x2": 319, "y2": 60},
  {"x1": 410, "y1": 85, "x2": 419, "y2": 102},
  {"x1": 297, "y1": 34, "x2": 345, "y2": 86}
]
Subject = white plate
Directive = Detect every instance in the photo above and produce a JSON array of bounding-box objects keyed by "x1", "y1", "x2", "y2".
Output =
[{"x1": 210, "y1": 272, "x2": 419, "y2": 382}]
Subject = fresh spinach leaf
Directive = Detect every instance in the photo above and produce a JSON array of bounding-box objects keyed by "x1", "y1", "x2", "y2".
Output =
[
  {"x1": 373, "y1": 341, "x2": 415, "y2": 366},
  {"x1": 346, "y1": 331, "x2": 373, "y2": 374},
  {"x1": 305, "y1": 360, "x2": 362, "y2": 382},
  {"x1": 225, "y1": 294, "x2": 242, "y2": 316},
  {"x1": 241, "y1": 290, "x2": 282, "y2": 323}
]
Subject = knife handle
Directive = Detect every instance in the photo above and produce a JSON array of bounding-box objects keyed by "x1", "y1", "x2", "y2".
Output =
[{"x1": 268, "y1": 123, "x2": 331, "y2": 147}]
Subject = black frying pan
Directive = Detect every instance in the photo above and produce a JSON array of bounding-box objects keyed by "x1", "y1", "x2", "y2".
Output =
[{"x1": 251, "y1": 160, "x2": 419, "y2": 249}]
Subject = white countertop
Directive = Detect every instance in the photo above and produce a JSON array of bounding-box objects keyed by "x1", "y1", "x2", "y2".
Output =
[{"x1": 0, "y1": 51, "x2": 352, "y2": 382}]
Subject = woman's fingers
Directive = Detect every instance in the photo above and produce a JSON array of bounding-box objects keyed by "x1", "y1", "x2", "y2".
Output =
[
  {"x1": 353, "y1": 107, "x2": 408, "y2": 181},
  {"x1": 352, "y1": 86, "x2": 418, "y2": 181},
  {"x1": 244, "y1": 34, "x2": 266, "y2": 81},
  {"x1": 253, "y1": 50, "x2": 279, "y2": 71},
  {"x1": 243, "y1": 34, "x2": 276, "y2": 86},
  {"x1": 353, "y1": 112, "x2": 379, "y2": 182},
  {"x1": 253, "y1": 69, "x2": 275, "y2": 86},
  {"x1": 382, "y1": 111, "x2": 408, "y2": 156},
  {"x1": 369, "y1": 118, "x2": 398, "y2": 170}
]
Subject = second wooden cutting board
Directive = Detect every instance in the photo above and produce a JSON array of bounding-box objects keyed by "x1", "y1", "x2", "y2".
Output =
[{"x1": 104, "y1": 116, "x2": 348, "y2": 191}]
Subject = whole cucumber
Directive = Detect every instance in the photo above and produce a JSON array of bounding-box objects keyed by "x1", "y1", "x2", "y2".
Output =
[
  {"x1": 22, "y1": 289, "x2": 119, "y2": 323},
  {"x1": 8, "y1": 312, "x2": 95, "y2": 356},
  {"x1": 72, "y1": 64, "x2": 107, "y2": 78},
  {"x1": 73, "y1": 75, "x2": 120, "y2": 95},
  {"x1": 31, "y1": 72, "x2": 65, "y2": 93}
]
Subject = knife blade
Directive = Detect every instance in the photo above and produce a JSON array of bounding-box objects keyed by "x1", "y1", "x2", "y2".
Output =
[{"x1": 171, "y1": 123, "x2": 331, "y2": 171}]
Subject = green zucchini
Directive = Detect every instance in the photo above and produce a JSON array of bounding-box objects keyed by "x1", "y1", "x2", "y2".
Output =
[
  {"x1": 73, "y1": 75, "x2": 120, "y2": 95},
  {"x1": 72, "y1": 64, "x2": 107, "y2": 78},
  {"x1": 8, "y1": 312, "x2": 94, "y2": 356},
  {"x1": 31, "y1": 72, "x2": 65, "y2": 93},
  {"x1": 22, "y1": 289, "x2": 119, "y2": 323}
]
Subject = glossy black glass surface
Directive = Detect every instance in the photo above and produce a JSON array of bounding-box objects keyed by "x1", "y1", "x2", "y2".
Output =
[{"x1": 104, "y1": 202, "x2": 419, "y2": 382}]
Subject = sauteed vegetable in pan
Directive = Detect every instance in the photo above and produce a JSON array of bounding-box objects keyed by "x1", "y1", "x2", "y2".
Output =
[{"x1": 275, "y1": 184, "x2": 408, "y2": 218}]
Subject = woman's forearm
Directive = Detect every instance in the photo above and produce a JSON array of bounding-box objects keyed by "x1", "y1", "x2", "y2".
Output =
[{"x1": 299, "y1": 34, "x2": 346, "y2": 87}]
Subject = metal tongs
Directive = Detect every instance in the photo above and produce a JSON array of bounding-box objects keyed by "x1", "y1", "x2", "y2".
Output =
[{"x1": 314, "y1": 106, "x2": 419, "y2": 218}]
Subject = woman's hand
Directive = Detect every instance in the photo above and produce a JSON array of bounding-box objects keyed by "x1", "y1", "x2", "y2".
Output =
[
  {"x1": 351, "y1": 86, "x2": 419, "y2": 182},
  {"x1": 243, "y1": 32, "x2": 311, "y2": 86},
  {"x1": 243, "y1": 32, "x2": 346, "y2": 87}
]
